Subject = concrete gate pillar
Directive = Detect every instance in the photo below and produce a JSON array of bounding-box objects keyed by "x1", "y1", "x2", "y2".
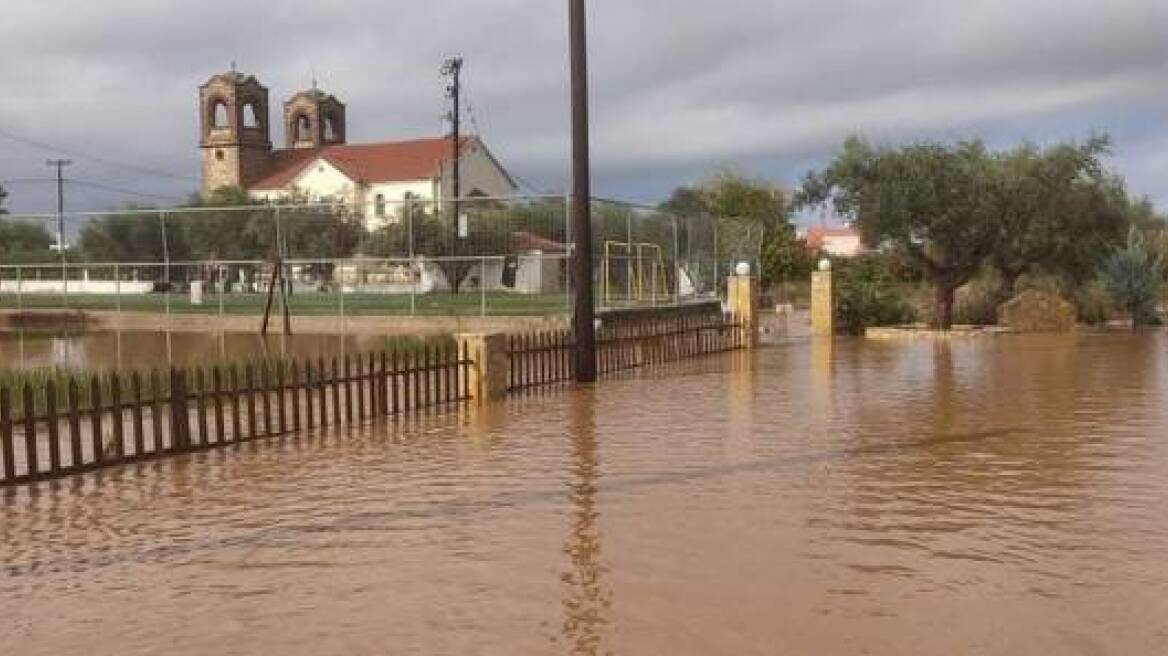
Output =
[
  {"x1": 456, "y1": 333, "x2": 509, "y2": 403},
  {"x1": 727, "y1": 271, "x2": 759, "y2": 348},
  {"x1": 811, "y1": 260, "x2": 835, "y2": 337}
]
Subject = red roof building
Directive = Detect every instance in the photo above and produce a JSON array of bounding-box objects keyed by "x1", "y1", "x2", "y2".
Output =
[
  {"x1": 805, "y1": 226, "x2": 866, "y2": 257},
  {"x1": 198, "y1": 71, "x2": 517, "y2": 224}
]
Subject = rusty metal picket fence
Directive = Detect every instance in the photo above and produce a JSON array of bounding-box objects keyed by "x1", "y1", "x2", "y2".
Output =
[
  {"x1": 507, "y1": 311, "x2": 745, "y2": 391},
  {"x1": 0, "y1": 343, "x2": 472, "y2": 486},
  {"x1": 1, "y1": 311, "x2": 745, "y2": 487}
]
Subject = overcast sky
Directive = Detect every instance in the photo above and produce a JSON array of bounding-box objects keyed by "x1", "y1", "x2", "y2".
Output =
[{"x1": 1, "y1": 0, "x2": 1167, "y2": 217}]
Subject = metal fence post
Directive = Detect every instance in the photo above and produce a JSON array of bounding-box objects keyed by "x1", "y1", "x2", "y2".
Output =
[
  {"x1": 411, "y1": 257, "x2": 418, "y2": 317},
  {"x1": 651, "y1": 263, "x2": 657, "y2": 307},
  {"x1": 564, "y1": 195, "x2": 572, "y2": 313},
  {"x1": 114, "y1": 262, "x2": 122, "y2": 320},
  {"x1": 337, "y1": 258, "x2": 346, "y2": 334},
  {"x1": 672, "y1": 214, "x2": 680, "y2": 303},
  {"x1": 218, "y1": 263, "x2": 225, "y2": 329},
  {"x1": 626, "y1": 208, "x2": 634, "y2": 303},
  {"x1": 160, "y1": 211, "x2": 171, "y2": 319},
  {"x1": 713, "y1": 219, "x2": 721, "y2": 301},
  {"x1": 480, "y1": 256, "x2": 488, "y2": 317},
  {"x1": 61, "y1": 261, "x2": 69, "y2": 310}
]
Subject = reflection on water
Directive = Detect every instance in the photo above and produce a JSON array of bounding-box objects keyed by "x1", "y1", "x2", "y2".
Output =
[
  {"x1": 3, "y1": 333, "x2": 1168, "y2": 654},
  {"x1": 0, "y1": 328, "x2": 397, "y2": 373},
  {"x1": 561, "y1": 390, "x2": 612, "y2": 654}
]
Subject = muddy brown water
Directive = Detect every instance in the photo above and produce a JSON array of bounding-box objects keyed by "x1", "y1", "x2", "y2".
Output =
[
  {"x1": 0, "y1": 329, "x2": 414, "y2": 373},
  {"x1": 3, "y1": 333, "x2": 1168, "y2": 654}
]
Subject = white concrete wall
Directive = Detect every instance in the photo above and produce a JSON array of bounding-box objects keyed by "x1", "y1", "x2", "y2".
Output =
[
  {"x1": 334, "y1": 256, "x2": 564, "y2": 296},
  {"x1": 437, "y1": 142, "x2": 517, "y2": 201},
  {"x1": 0, "y1": 281, "x2": 154, "y2": 294},
  {"x1": 822, "y1": 235, "x2": 863, "y2": 258}
]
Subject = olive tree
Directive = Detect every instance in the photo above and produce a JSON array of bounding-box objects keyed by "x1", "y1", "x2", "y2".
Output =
[
  {"x1": 799, "y1": 137, "x2": 1003, "y2": 329},
  {"x1": 0, "y1": 219, "x2": 55, "y2": 264},
  {"x1": 989, "y1": 136, "x2": 1127, "y2": 295}
]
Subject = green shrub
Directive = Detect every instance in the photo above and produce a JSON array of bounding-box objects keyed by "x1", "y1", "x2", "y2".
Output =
[
  {"x1": 1072, "y1": 280, "x2": 1115, "y2": 325},
  {"x1": 1100, "y1": 227, "x2": 1163, "y2": 327},
  {"x1": 833, "y1": 256, "x2": 916, "y2": 335}
]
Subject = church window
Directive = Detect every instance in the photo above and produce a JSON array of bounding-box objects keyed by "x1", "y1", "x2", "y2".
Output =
[
  {"x1": 374, "y1": 194, "x2": 386, "y2": 218},
  {"x1": 324, "y1": 115, "x2": 338, "y2": 141}
]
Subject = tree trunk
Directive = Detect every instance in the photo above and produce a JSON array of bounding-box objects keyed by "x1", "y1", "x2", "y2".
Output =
[
  {"x1": 934, "y1": 283, "x2": 956, "y2": 331},
  {"x1": 1001, "y1": 270, "x2": 1022, "y2": 300}
]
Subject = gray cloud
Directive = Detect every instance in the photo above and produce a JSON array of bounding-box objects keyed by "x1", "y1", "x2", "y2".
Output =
[{"x1": 1, "y1": 0, "x2": 1167, "y2": 213}]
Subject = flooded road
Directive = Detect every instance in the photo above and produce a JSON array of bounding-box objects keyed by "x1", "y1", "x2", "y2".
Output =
[{"x1": 3, "y1": 334, "x2": 1168, "y2": 654}]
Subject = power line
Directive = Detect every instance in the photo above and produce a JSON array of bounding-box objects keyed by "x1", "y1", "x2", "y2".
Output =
[
  {"x1": 0, "y1": 178, "x2": 57, "y2": 185},
  {"x1": 0, "y1": 126, "x2": 197, "y2": 183},
  {"x1": 0, "y1": 176, "x2": 186, "y2": 203},
  {"x1": 461, "y1": 81, "x2": 555, "y2": 196},
  {"x1": 64, "y1": 179, "x2": 187, "y2": 203}
]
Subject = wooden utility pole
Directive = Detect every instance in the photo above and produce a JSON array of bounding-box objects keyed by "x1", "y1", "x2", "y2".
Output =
[
  {"x1": 443, "y1": 57, "x2": 463, "y2": 206},
  {"x1": 442, "y1": 56, "x2": 464, "y2": 276},
  {"x1": 46, "y1": 159, "x2": 73, "y2": 306},
  {"x1": 569, "y1": 0, "x2": 597, "y2": 382}
]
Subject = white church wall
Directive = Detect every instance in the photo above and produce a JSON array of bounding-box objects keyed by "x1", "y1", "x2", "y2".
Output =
[
  {"x1": 365, "y1": 180, "x2": 440, "y2": 229},
  {"x1": 437, "y1": 145, "x2": 517, "y2": 200},
  {"x1": 249, "y1": 158, "x2": 360, "y2": 206}
]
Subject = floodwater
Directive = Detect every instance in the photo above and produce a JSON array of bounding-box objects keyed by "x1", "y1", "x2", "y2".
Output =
[
  {"x1": 3, "y1": 334, "x2": 1168, "y2": 654},
  {"x1": 0, "y1": 329, "x2": 404, "y2": 373}
]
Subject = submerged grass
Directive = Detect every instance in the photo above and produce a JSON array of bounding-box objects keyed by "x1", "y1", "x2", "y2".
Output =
[{"x1": 0, "y1": 333, "x2": 460, "y2": 422}]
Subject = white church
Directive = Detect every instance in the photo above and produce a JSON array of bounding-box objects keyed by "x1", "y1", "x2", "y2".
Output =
[{"x1": 198, "y1": 70, "x2": 518, "y2": 228}]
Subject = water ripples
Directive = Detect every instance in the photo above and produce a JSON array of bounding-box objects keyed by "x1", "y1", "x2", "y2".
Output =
[{"x1": 3, "y1": 334, "x2": 1168, "y2": 653}]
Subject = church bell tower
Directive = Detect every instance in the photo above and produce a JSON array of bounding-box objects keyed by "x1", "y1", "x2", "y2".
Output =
[
  {"x1": 284, "y1": 87, "x2": 347, "y2": 150},
  {"x1": 199, "y1": 70, "x2": 273, "y2": 196}
]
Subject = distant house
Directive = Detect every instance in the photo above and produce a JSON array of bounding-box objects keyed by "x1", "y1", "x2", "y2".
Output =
[
  {"x1": 198, "y1": 70, "x2": 517, "y2": 228},
  {"x1": 805, "y1": 226, "x2": 865, "y2": 258}
]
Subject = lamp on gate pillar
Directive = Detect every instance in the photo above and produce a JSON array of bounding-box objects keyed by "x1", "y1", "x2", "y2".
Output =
[{"x1": 569, "y1": 0, "x2": 598, "y2": 383}]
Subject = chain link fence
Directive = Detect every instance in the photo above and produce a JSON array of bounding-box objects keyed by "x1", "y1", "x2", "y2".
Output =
[{"x1": 0, "y1": 196, "x2": 761, "y2": 321}]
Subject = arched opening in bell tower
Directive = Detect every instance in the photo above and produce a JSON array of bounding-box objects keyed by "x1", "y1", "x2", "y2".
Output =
[
  {"x1": 296, "y1": 115, "x2": 313, "y2": 142},
  {"x1": 211, "y1": 100, "x2": 229, "y2": 128},
  {"x1": 242, "y1": 103, "x2": 259, "y2": 128}
]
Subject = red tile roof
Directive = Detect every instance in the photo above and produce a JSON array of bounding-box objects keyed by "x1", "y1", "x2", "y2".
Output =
[
  {"x1": 509, "y1": 231, "x2": 568, "y2": 254},
  {"x1": 249, "y1": 136, "x2": 472, "y2": 190}
]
